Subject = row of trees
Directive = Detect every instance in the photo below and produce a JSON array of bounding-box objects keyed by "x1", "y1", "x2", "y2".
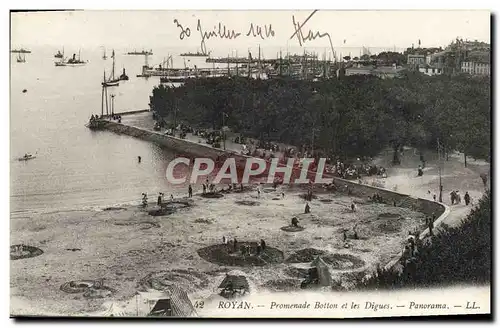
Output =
[{"x1": 149, "y1": 72, "x2": 490, "y2": 163}]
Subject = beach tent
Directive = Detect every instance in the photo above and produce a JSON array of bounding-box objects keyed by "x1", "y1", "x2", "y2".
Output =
[
  {"x1": 310, "y1": 256, "x2": 333, "y2": 287},
  {"x1": 147, "y1": 285, "x2": 197, "y2": 317},
  {"x1": 218, "y1": 274, "x2": 250, "y2": 297}
]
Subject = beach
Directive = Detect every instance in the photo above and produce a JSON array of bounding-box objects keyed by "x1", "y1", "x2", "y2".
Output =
[{"x1": 11, "y1": 183, "x2": 428, "y2": 316}]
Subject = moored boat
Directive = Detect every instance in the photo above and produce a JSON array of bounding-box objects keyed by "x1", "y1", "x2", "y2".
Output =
[
  {"x1": 55, "y1": 51, "x2": 87, "y2": 67},
  {"x1": 18, "y1": 153, "x2": 36, "y2": 161},
  {"x1": 11, "y1": 48, "x2": 31, "y2": 54},
  {"x1": 127, "y1": 49, "x2": 153, "y2": 55},
  {"x1": 101, "y1": 50, "x2": 120, "y2": 86},
  {"x1": 54, "y1": 48, "x2": 64, "y2": 58},
  {"x1": 16, "y1": 53, "x2": 26, "y2": 63}
]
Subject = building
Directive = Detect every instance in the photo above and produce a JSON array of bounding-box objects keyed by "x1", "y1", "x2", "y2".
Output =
[
  {"x1": 461, "y1": 61, "x2": 491, "y2": 76},
  {"x1": 407, "y1": 54, "x2": 426, "y2": 69},
  {"x1": 418, "y1": 65, "x2": 443, "y2": 76}
]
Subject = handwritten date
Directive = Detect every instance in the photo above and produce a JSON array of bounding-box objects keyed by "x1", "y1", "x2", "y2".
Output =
[{"x1": 173, "y1": 19, "x2": 275, "y2": 55}]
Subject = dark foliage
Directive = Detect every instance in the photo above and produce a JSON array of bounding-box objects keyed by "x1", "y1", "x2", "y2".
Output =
[
  {"x1": 150, "y1": 73, "x2": 490, "y2": 162},
  {"x1": 358, "y1": 191, "x2": 491, "y2": 290}
]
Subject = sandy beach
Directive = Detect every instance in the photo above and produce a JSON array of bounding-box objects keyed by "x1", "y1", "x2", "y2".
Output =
[{"x1": 10, "y1": 184, "x2": 427, "y2": 316}]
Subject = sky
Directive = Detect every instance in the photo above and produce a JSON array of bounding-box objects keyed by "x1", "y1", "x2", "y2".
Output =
[{"x1": 10, "y1": 10, "x2": 491, "y2": 53}]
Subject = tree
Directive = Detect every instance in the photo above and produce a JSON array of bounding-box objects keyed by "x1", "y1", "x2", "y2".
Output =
[{"x1": 358, "y1": 191, "x2": 491, "y2": 289}]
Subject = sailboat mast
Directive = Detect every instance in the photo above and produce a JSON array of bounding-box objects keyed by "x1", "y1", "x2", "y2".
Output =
[
  {"x1": 104, "y1": 74, "x2": 109, "y2": 116},
  {"x1": 101, "y1": 72, "x2": 105, "y2": 116},
  {"x1": 112, "y1": 50, "x2": 115, "y2": 79}
]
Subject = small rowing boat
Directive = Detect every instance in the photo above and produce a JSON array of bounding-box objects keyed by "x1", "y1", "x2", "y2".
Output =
[{"x1": 18, "y1": 153, "x2": 36, "y2": 161}]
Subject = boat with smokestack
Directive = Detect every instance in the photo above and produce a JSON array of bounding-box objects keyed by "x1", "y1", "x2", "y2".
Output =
[{"x1": 55, "y1": 50, "x2": 87, "y2": 66}]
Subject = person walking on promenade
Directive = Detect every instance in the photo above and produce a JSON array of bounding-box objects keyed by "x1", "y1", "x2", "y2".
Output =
[
  {"x1": 450, "y1": 191, "x2": 456, "y2": 205},
  {"x1": 464, "y1": 191, "x2": 471, "y2": 206},
  {"x1": 188, "y1": 185, "x2": 193, "y2": 198},
  {"x1": 427, "y1": 216, "x2": 434, "y2": 236}
]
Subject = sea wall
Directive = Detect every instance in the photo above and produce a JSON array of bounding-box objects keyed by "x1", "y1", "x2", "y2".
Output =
[{"x1": 101, "y1": 120, "x2": 449, "y2": 271}]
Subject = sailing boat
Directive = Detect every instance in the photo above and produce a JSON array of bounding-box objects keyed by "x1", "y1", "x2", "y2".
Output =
[
  {"x1": 102, "y1": 47, "x2": 108, "y2": 60},
  {"x1": 102, "y1": 50, "x2": 120, "y2": 86},
  {"x1": 16, "y1": 53, "x2": 26, "y2": 63}
]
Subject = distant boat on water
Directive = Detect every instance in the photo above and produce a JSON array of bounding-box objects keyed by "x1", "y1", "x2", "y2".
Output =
[
  {"x1": 16, "y1": 53, "x2": 26, "y2": 63},
  {"x1": 11, "y1": 48, "x2": 31, "y2": 54},
  {"x1": 54, "y1": 48, "x2": 64, "y2": 58},
  {"x1": 102, "y1": 47, "x2": 108, "y2": 60},
  {"x1": 55, "y1": 51, "x2": 87, "y2": 67},
  {"x1": 180, "y1": 50, "x2": 210, "y2": 57},
  {"x1": 18, "y1": 153, "x2": 36, "y2": 161},
  {"x1": 127, "y1": 49, "x2": 153, "y2": 56},
  {"x1": 102, "y1": 50, "x2": 122, "y2": 86}
]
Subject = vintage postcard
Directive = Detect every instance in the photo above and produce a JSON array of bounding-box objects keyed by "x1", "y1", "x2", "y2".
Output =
[{"x1": 10, "y1": 9, "x2": 491, "y2": 318}]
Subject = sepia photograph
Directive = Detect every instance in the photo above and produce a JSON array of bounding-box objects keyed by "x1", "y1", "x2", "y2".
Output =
[{"x1": 8, "y1": 8, "x2": 491, "y2": 319}]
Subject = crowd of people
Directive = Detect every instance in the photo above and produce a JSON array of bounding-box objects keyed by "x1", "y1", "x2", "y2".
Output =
[{"x1": 222, "y1": 237, "x2": 267, "y2": 256}]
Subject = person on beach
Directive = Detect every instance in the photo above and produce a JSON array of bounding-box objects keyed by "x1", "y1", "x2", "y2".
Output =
[
  {"x1": 257, "y1": 187, "x2": 261, "y2": 198},
  {"x1": 233, "y1": 238, "x2": 238, "y2": 252},
  {"x1": 141, "y1": 193, "x2": 148, "y2": 207},
  {"x1": 222, "y1": 236, "x2": 226, "y2": 245},
  {"x1": 304, "y1": 202, "x2": 310, "y2": 214},
  {"x1": 170, "y1": 194, "x2": 174, "y2": 201},
  {"x1": 433, "y1": 194, "x2": 437, "y2": 201},
  {"x1": 464, "y1": 191, "x2": 471, "y2": 205},
  {"x1": 291, "y1": 217, "x2": 299, "y2": 228},
  {"x1": 138, "y1": 156, "x2": 141, "y2": 163},
  {"x1": 350, "y1": 202, "x2": 356, "y2": 212},
  {"x1": 202, "y1": 184, "x2": 206, "y2": 194},
  {"x1": 417, "y1": 165, "x2": 423, "y2": 177},
  {"x1": 260, "y1": 239, "x2": 266, "y2": 250},
  {"x1": 281, "y1": 192, "x2": 285, "y2": 199},
  {"x1": 157, "y1": 193, "x2": 162, "y2": 206},
  {"x1": 188, "y1": 185, "x2": 193, "y2": 198},
  {"x1": 455, "y1": 191, "x2": 461, "y2": 204}
]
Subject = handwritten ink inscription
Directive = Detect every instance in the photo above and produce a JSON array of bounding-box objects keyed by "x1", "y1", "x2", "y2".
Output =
[
  {"x1": 173, "y1": 12, "x2": 333, "y2": 56},
  {"x1": 197, "y1": 20, "x2": 242, "y2": 55},
  {"x1": 173, "y1": 19, "x2": 275, "y2": 55},
  {"x1": 173, "y1": 19, "x2": 191, "y2": 40},
  {"x1": 290, "y1": 10, "x2": 335, "y2": 56},
  {"x1": 246, "y1": 23, "x2": 275, "y2": 39}
]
